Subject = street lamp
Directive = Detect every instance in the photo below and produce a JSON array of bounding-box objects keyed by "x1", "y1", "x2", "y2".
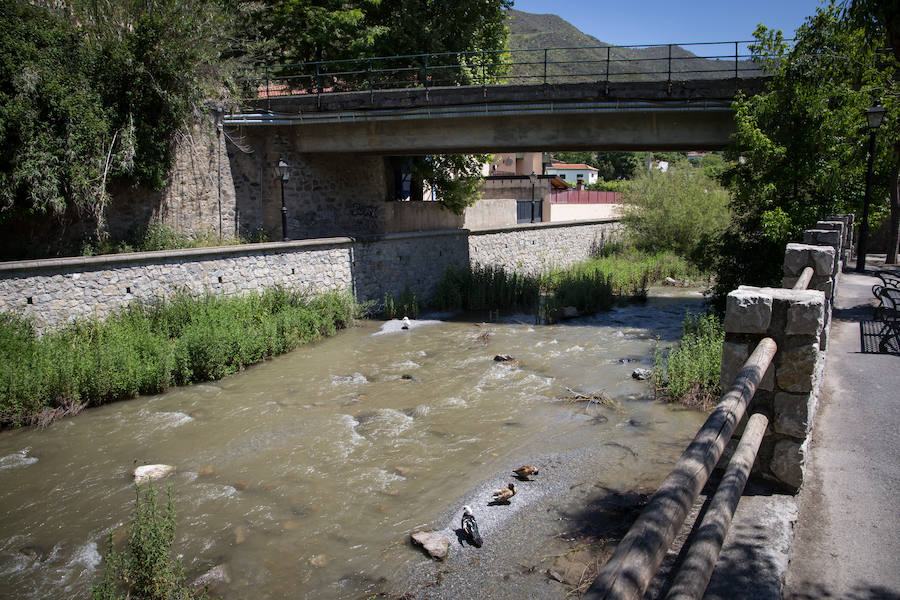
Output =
[
  {"x1": 277, "y1": 159, "x2": 290, "y2": 242},
  {"x1": 856, "y1": 103, "x2": 886, "y2": 272},
  {"x1": 529, "y1": 171, "x2": 538, "y2": 223}
]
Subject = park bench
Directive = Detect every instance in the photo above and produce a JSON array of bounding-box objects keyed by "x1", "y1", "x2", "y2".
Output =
[{"x1": 872, "y1": 280, "x2": 900, "y2": 353}]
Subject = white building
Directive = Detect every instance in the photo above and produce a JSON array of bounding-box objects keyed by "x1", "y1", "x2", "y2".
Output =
[{"x1": 544, "y1": 161, "x2": 599, "y2": 186}]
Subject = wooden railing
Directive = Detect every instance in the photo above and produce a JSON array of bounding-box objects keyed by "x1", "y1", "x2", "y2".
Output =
[
  {"x1": 587, "y1": 251, "x2": 823, "y2": 600},
  {"x1": 586, "y1": 338, "x2": 777, "y2": 600}
]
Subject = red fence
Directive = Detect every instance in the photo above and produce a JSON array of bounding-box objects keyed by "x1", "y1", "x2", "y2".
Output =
[{"x1": 550, "y1": 190, "x2": 621, "y2": 204}]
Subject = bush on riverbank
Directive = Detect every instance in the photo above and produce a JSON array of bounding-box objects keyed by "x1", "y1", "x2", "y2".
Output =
[
  {"x1": 653, "y1": 312, "x2": 724, "y2": 410},
  {"x1": 0, "y1": 289, "x2": 360, "y2": 427},
  {"x1": 92, "y1": 482, "x2": 205, "y2": 600}
]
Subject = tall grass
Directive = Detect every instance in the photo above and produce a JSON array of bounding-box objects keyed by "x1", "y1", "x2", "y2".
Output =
[
  {"x1": 432, "y1": 264, "x2": 541, "y2": 312},
  {"x1": 382, "y1": 287, "x2": 419, "y2": 319},
  {"x1": 0, "y1": 289, "x2": 360, "y2": 427},
  {"x1": 653, "y1": 312, "x2": 724, "y2": 410}
]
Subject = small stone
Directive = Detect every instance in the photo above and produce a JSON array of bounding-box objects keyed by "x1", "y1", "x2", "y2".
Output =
[
  {"x1": 192, "y1": 564, "x2": 231, "y2": 588},
  {"x1": 133, "y1": 464, "x2": 176, "y2": 483},
  {"x1": 196, "y1": 465, "x2": 215, "y2": 477},
  {"x1": 233, "y1": 525, "x2": 248, "y2": 545},
  {"x1": 233, "y1": 481, "x2": 250, "y2": 491},
  {"x1": 561, "y1": 306, "x2": 579, "y2": 319},
  {"x1": 631, "y1": 368, "x2": 652, "y2": 380},
  {"x1": 283, "y1": 520, "x2": 302, "y2": 532},
  {"x1": 411, "y1": 531, "x2": 450, "y2": 560},
  {"x1": 494, "y1": 354, "x2": 514, "y2": 362},
  {"x1": 309, "y1": 554, "x2": 331, "y2": 567}
]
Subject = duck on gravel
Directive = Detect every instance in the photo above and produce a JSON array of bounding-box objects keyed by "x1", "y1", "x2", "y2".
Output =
[
  {"x1": 491, "y1": 482, "x2": 517, "y2": 504},
  {"x1": 513, "y1": 465, "x2": 539, "y2": 481},
  {"x1": 461, "y1": 505, "x2": 483, "y2": 547}
]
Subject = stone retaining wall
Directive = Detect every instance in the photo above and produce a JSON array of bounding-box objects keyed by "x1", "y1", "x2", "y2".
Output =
[
  {"x1": 720, "y1": 216, "x2": 850, "y2": 492},
  {"x1": 0, "y1": 220, "x2": 621, "y2": 332}
]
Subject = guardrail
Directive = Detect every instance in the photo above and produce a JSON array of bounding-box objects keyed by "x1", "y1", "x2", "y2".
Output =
[
  {"x1": 243, "y1": 41, "x2": 772, "y2": 99},
  {"x1": 586, "y1": 216, "x2": 851, "y2": 599}
]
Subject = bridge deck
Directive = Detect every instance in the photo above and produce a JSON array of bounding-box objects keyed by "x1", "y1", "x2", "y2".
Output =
[{"x1": 224, "y1": 78, "x2": 769, "y2": 154}]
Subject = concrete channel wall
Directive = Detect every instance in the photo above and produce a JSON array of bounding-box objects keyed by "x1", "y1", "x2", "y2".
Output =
[
  {"x1": 720, "y1": 215, "x2": 852, "y2": 491},
  {"x1": 0, "y1": 219, "x2": 621, "y2": 332}
]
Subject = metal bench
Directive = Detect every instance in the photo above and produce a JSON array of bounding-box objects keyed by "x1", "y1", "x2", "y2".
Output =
[{"x1": 873, "y1": 284, "x2": 900, "y2": 353}]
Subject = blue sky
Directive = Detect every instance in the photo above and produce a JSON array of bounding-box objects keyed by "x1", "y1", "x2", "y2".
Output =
[{"x1": 511, "y1": 0, "x2": 827, "y2": 46}]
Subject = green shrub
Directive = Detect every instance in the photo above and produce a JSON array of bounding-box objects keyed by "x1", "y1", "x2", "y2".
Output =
[
  {"x1": 620, "y1": 163, "x2": 731, "y2": 261},
  {"x1": 92, "y1": 482, "x2": 205, "y2": 600},
  {"x1": 653, "y1": 312, "x2": 725, "y2": 409}
]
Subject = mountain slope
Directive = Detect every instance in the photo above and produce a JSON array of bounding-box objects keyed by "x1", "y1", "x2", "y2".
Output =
[{"x1": 503, "y1": 9, "x2": 756, "y2": 83}]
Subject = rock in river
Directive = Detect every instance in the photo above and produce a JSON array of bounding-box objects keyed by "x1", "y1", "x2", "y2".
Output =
[
  {"x1": 631, "y1": 368, "x2": 653, "y2": 381},
  {"x1": 133, "y1": 464, "x2": 176, "y2": 483},
  {"x1": 411, "y1": 531, "x2": 450, "y2": 560}
]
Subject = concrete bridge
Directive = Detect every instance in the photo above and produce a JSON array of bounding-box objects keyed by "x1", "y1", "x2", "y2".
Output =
[{"x1": 224, "y1": 77, "x2": 770, "y2": 154}]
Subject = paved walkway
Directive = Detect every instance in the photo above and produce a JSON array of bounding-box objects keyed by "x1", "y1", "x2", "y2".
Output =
[{"x1": 783, "y1": 257, "x2": 900, "y2": 600}]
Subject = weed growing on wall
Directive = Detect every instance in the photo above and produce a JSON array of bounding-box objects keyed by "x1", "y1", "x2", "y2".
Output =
[
  {"x1": 92, "y1": 482, "x2": 205, "y2": 600},
  {"x1": 653, "y1": 312, "x2": 725, "y2": 410},
  {"x1": 382, "y1": 287, "x2": 419, "y2": 319},
  {"x1": 0, "y1": 289, "x2": 360, "y2": 427}
]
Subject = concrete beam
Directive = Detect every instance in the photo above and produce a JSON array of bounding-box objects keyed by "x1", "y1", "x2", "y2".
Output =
[
  {"x1": 226, "y1": 105, "x2": 737, "y2": 154},
  {"x1": 225, "y1": 78, "x2": 767, "y2": 153}
]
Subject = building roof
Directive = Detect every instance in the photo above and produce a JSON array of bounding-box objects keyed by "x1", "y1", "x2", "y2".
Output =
[{"x1": 547, "y1": 161, "x2": 599, "y2": 172}]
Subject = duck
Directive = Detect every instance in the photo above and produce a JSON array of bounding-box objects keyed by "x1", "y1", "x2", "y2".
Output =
[
  {"x1": 513, "y1": 465, "x2": 539, "y2": 481},
  {"x1": 461, "y1": 505, "x2": 483, "y2": 547},
  {"x1": 491, "y1": 482, "x2": 517, "y2": 504},
  {"x1": 401, "y1": 316, "x2": 411, "y2": 330}
]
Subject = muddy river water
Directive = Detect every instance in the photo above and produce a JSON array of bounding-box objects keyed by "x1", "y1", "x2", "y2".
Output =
[{"x1": 0, "y1": 289, "x2": 709, "y2": 599}]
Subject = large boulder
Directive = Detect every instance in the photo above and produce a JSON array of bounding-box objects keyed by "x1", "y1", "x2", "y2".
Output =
[
  {"x1": 132, "y1": 464, "x2": 176, "y2": 483},
  {"x1": 411, "y1": 531, "x2": 450, "y2": 560}
]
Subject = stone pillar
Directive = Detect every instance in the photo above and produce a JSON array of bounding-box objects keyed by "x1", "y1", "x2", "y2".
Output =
[
  {"x1": 721, "y1": 286, "x2": 826, "y2": 491},
  {"x1": 782, "y1": 242, "x2": 836, "y2": 349},
  {"x1": 826, "y1": 213, "x2": 855, "y2": 261}
]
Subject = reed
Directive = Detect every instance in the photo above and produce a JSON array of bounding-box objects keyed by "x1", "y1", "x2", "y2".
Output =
[
  {"x1": 0, "y1": 289, "x2": 360, "y2": 427},
  {"x1": 653, "y1": 312, "x2": 724, "y2": 410}
]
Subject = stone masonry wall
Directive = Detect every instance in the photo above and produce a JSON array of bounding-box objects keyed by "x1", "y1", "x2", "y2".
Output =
[
  {"x1": 720, "y1": 217, "x2": 848, "y2": 492},
  {"x1": 469, "y1": 220, "x2": 623, "y2": 275},
  {"x1": 0, "y1": 220, "x2": 621, "y2": 332}
]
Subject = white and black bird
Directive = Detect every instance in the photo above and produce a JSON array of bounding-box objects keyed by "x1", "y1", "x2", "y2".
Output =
[
  {"x1": 401, "y1": 316, "x2": 411, "y2": 330},
  {"x1": 461, "y1": 505, "x2": 483, "y2": 547}
]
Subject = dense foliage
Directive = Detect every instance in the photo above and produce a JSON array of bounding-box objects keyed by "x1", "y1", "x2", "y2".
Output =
[
  {"x1": 620, "y1": 162, "x2": 732, "y2": 261},
  {"x1": 653, "y1": 312, "x2": 725, "y2": 410},
  {"x1": 0, "y1": 0, "x2": 236, "y2": 245},
  {"x1": 92, "y1": 483, "x2": 204, "y2": 600},
  {"x1": 0, "y1": 289, "x2": 360, "y2": 427},
  {"x1": 711, "y1": 2, "x2": 900, "y2": 302}
]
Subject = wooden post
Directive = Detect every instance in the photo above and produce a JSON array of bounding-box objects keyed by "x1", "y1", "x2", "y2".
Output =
[
  {"x1": 792, "y1": 266, "x2": 814, "y2": 290},
  {"x1": 585, "y1": 338, "x2": 777, "y2": 600},
  {"x1": 664, "y1": 412, "x2": 770, "y2": 600}
]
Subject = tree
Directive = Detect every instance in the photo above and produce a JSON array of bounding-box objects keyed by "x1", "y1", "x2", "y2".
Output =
[
  {"x1": 0, "y1": 0, "x2": 239, "y2": 252},
  {"x1": 845, "y1": 0, "x2": 900, "y2": 263},
  {"x1": 621, "y1": 163, "x2": 731, "y2": 260},
  {"x1": 709, "y1": 1, "x2": 899, "y2": 303}
]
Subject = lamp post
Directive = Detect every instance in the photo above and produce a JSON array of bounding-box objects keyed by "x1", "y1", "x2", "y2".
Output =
[
  {"x1": 856, "y1": 103, "x2": 886, "y2": 272},
  {"x1": 529, "y1": 171, "x2": 538, "y2": 223},
  {"x1": 278, "y1": 159, "x2": 290, "y2": 241}
]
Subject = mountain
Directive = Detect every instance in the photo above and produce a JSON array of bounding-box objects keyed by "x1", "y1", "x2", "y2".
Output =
[{"x1": 503, "y1": 9, "x2": 758, "y2": 83}]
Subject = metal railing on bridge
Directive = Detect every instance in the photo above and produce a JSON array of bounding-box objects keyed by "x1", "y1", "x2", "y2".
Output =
[{"x1": 243, "y1": 41, "x2": 774, "y2": 99}]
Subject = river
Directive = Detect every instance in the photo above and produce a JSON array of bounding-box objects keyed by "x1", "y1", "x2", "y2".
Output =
[{"x1": 0, "y1": 289, "x2": 709, "y2": 599}]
